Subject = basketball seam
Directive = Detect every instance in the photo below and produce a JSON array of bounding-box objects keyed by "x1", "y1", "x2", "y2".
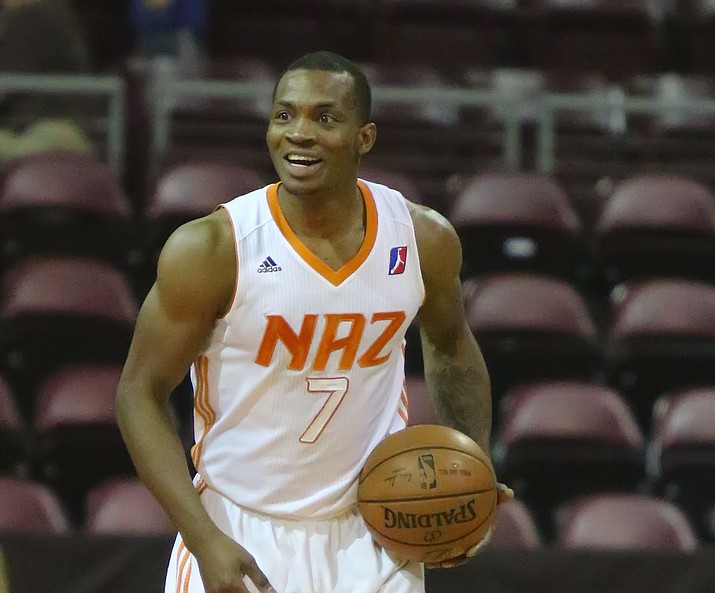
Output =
[{"x1": 358, "y1": 487, "x2": 495, "y2": 504}]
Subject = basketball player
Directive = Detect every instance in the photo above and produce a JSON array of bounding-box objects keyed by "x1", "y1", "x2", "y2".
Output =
[{"x1": 116, "y1": 51, "x2": 512, "y2": 593}]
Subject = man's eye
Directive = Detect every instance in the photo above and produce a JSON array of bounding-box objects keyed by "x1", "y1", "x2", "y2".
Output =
[
  {"x1": 320, "y1": 114, "x2": 335, "y2": 124},
  {"x1": 277, "y1": 112, "x2": 290, "y2": 121}
]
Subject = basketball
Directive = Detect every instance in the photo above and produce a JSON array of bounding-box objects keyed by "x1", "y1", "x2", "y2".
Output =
[{"x1": 357, "y1": 424, "x2": 497, "y2": 564}]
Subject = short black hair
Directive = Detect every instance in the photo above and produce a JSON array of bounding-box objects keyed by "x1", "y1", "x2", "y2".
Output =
[{"x1": 274, "y1": 51, "x2": 372, "y2": 124}]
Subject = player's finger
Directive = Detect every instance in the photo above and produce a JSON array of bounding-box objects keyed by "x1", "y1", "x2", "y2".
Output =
[
  {"x1": 466, "y1": 526, "x2": 493, "y2": 558},
  {"x1": 242, "y1": 560, "x2": 277, "y2": 593},
  {"x1": 496, "y1": 483, "x2": 514, "y2": 504},
  {"x1": 426, "y1": 557, "x2": 469, "y2": 569}
]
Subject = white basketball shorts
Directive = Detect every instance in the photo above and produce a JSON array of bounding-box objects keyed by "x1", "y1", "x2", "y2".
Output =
[{"x1": 165, "y1": 486, "x2": 425, "y2": 593}]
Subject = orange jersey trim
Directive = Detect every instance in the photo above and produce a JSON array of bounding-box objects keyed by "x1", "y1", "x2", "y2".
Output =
[
  {"x1": 195, "y1": 476, "x2": 208, "y2": 496},
  {"x1": 190, "y1": 356, "x2": 217, "y2": 469},
  {"x1": 399, "y1": 382, "x2": 409, "y2": 425},
  {"x1": 266, "y1": 181, "x2": 378, "y2": 286},
  {"x1": 175, "y1": 541, "x2": 191, "y2": 593}
]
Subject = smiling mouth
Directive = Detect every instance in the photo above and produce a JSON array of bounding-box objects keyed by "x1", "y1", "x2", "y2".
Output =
[{"x1": 285, "y1": 154, "x2": 322, "y2": 167}]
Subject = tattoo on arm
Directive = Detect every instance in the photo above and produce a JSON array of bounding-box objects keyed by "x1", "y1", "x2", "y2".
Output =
[{"x1": 425, "y1": 356, "x2": 492, "y2": 452}]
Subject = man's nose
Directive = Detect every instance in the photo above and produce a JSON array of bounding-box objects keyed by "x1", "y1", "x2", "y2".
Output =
[{"x1": 285, "y1": 117, "x2": 315, "y2": 144}]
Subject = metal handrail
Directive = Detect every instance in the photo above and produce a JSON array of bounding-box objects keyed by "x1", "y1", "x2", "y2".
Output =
[
  {"x1": 0, "y1": 73, "x2": 126, "y2": 175},
  {"x1": 150, "y1": 76, "x2": 523, "y2": 172},
  {"x1": 536, "y1": 90, "x2": 715, "y2": 173}
]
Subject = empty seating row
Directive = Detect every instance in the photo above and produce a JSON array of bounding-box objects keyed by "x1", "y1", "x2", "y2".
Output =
[
  {"x1": 407, "y1": 376, "x2": 715, "y2": 543},
  {"x1": 67, "y1": 0, "x2": 715, "y2": 78},
  {"x1": 0, "y1": 246, "x2": 713, "y2": 434},
  {"x1": 142, "y1": 60, "x2": 715, "y2": 211},
  {"x1": 0, "y1": 477, "x2": 700, "y2": 551},
  {"x1": 0, "y1": 246, "x2": 713, "y2": 430},
  {"x1": 449, "y1": 171, "x2": 715, "y2": 292},
  {"x1": 408, "y1": 273, "x2": 715, "y2": 429},
  {"x1": 0, "y1": 362, "x2": 190, "y2": 526},
  {"x1": 2, "y1": 359, "x2": 713, "y2": 541},
  {"x1": 0, "y1": 476, "x2": 172, "y2": 535},
  {"x1": 2, "y1": 152, "x2": 714, "y2": 301},
  {"x1": 196, "y1": 1, "x2": 715, "y2": 79},
  {"x1": 0, "y1": 473, "x2": 703, "y2": 551},
  {"x1": 495, "y1": 492, "x2": 699, "y2": 551}
]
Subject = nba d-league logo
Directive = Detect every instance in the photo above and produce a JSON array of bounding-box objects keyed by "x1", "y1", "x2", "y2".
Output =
[{"x1": 389, "y1": 246, "x2": 408, "y2": 275}]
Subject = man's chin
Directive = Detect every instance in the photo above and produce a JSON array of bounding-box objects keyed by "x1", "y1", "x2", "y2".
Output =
[{"x1": 278, "y1": 177, "x2": 321, "y2": 197}]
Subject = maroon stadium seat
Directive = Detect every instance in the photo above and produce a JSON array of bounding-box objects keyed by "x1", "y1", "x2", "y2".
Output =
[
  {"x1": 0, "y1": 476, "x2": 71, "y2": 534},
  {"x1": 649, "y1": 387, "x2": 715, "y2": 541},
  {"x1": 404, "y1": 376, "x2": 439, "y2": 427},
  {"x1": 0, "y1": 152, "x2": 134, "y2": 270},
  {"x1": 605, "y1": 279, "x2": 715, "y2": 430},
  {"x1": 495, "y1": 380, "x2": 645, "y2": 538},
  {"x1": 0, "y1": 256, "x2": 138, "y2": 417},
  {"x1": 146, "y1": 161, "x2": 266, "y2": 224},
  {"x1": 491, "y1": 498, "x2": 542, "y2": 549},
  {"x1": 449, "y1": 173, "x2": 585, "y2": 282},
  {"x1": 33, "y1": 364, "x2": 135, "y2": 524},
  {"x1": 85, "y1": 477, "x2": 173, "y2": 535},
  {"x1": 556, "y1": 493, "x2": 698, "y2": 550},
  {"x1": 592, "y1": 175, "x2": 715, "y2": 290},
  {"x1": 464, "y1": 273, "x2": 601, "y2": 404},
  {"x1": 137, "y1": 161, "x2": 267, "y2": 296}
]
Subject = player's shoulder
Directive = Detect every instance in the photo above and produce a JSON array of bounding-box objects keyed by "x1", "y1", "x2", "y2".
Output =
[
  {"x1": 156, "y1": 209, "x2": 236, "y2": 314},
  {"x1": 406, "y1": 201, "x2": 459, "y2": 248},
  {"x1": 159, "y1": 209, "x2": 235, "y2": 282},
  {"x1": 163, "y1": 209, "x2": 234, "y2": 260},
  {"x1": 404, "y1": 201, "x2": 462, "y2": 280}
]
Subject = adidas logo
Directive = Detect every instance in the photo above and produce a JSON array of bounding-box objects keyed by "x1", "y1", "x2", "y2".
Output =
[{"x1": 257, "y1": 256, "x2": 282, "y2": 273}]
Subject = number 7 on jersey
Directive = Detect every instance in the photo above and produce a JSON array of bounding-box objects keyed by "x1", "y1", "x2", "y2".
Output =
[{"x1": 300, "y1": 377, "x2": 349, "y2": 443}]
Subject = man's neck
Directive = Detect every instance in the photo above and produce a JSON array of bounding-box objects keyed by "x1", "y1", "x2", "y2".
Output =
[{"x1": 277, "y1": 182, "x2": 365, "y2": 240}]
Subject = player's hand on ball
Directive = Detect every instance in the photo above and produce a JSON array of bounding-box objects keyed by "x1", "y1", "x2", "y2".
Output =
[
  {"x1": 493, "y1": 482, "x2": 515, "y2": 508},
  {"x1": 425, "y1": 483, "x2": 514, "y2": 569}
]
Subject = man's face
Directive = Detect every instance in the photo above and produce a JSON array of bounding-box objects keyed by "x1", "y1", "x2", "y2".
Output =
[{"x1": 266, "y1": 68, "x2": 375, "y2": 197}]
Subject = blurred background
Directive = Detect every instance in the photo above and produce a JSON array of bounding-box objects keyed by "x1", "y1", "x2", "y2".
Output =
[{"x1": 0, "y1": 1, "x2": 714, "y2": 592}]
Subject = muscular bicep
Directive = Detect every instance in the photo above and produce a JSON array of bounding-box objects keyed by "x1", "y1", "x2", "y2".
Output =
[
  {"x1": 413, "y1": 206, "x2": 467, "y2": 349},
  {"x1": 120, "y1": 287, "x2": 211, "y2": 402},
  {"x1": 119, "y1": 215, "x2": 235, "y2": 402},
  {"x1": 411, "y1": 203, "x2": 492, "y2": 448}
]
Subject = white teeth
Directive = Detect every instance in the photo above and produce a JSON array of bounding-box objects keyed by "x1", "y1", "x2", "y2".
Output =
[{"x1": 286, "y1": 155, "x2": 320, "y2": 166}]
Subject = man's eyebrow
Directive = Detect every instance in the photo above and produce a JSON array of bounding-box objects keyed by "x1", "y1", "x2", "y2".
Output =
[{"x1": 274, "y1": 100, "x2": 341, "y2": 110}]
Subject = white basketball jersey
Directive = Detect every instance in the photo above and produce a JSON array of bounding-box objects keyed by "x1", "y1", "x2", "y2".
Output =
[{"x1": 189, "y1": 180, "x2": 425, "y2": 518}]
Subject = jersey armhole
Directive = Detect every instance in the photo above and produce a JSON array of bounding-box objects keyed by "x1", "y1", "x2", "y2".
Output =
[{"x1": 215, "y1": 204, "x2": 240, "y2": 320}]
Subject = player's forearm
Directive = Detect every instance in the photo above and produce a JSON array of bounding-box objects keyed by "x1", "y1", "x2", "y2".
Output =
[
  {"x1": 115, "y1": 381, "x2": 222, "y2": 554},
  {"x1": 421, "y1": 328, "x2": 492, "y2": 452}
]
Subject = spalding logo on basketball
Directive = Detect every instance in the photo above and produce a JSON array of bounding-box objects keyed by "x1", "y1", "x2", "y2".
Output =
[{"x1": 357, "y1": 424, "x2": 497, "y2": 564}]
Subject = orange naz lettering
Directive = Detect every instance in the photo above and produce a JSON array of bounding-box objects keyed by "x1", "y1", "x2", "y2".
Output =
[{"x1": 255, "y1": 312, "x2": 407, "y2": 371}]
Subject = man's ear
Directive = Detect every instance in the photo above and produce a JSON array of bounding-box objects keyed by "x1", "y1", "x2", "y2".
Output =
[{"x1": 358, "y1": 122, "x2": 377, "y2": 155}]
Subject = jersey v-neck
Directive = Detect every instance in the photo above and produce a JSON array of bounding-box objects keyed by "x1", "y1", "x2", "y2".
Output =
[{"x1": 266, "y1": 181, "x2": 378, "y2": 287}]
